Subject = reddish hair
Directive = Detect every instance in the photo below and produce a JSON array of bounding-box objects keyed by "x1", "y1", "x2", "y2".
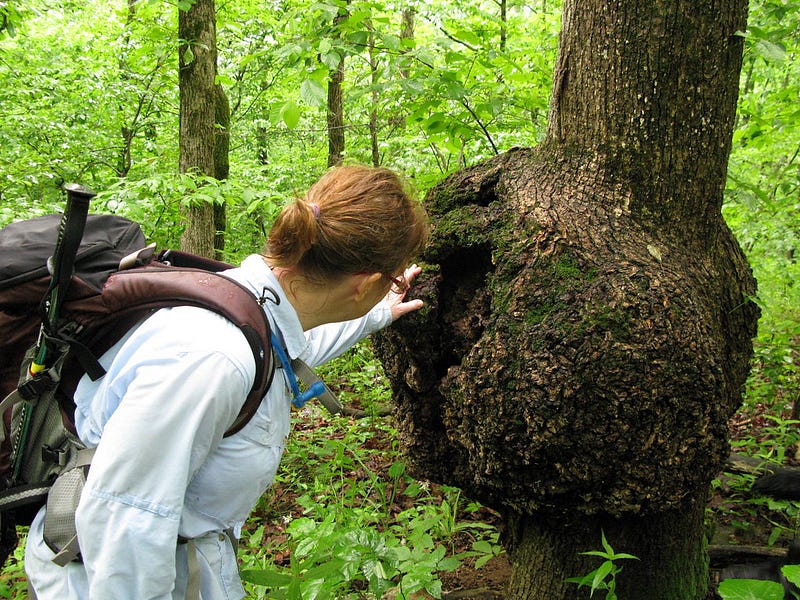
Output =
[{"x1": 265, "y1": 165, "x2": 428, "y2": 281}]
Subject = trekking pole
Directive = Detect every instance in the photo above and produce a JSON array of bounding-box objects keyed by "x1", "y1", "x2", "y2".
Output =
[{"x1": 30, "y1": 184, "x2": 96, "y2": 374}]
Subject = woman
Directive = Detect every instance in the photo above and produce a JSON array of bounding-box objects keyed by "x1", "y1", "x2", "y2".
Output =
[{"x1": 24, "y1": 165, "x2": 428, "y2": 599}]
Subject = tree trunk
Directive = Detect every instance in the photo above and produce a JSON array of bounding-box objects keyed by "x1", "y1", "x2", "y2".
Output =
[
  {"x1": 178, "y1": 0, "x2": 216, "y2": 258},
  {"x1": 373, "y1": 1, "x2": 758, "y2": 598},
  {"x1": 499, "y1": 0, "x2": 507, "y2": 51},
  {"x1": 213, "y1": 83, "x2": 229, "y2": 259},
  {"x1": 368, "y1": 27, "x2": 380, "y2": 167},
  {"x1": 399, "y1": 7, "x2": 415, "y2": 79},
  {"x1": 116, "y1": 0, "x2": 137, "y2": 178},
  {"x1": 327, "y1": 57, "x2": 345, "y2": 168},
  {"x1": 326, "y1": 3, "x2": 347, "y2": 169},
  {"x1": 505, "y1": 488, "x2": 708, "y2": 599}
]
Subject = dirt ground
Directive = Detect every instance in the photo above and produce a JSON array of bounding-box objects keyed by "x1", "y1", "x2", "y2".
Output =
[{"x1": 439, "y1": 554, "x2": 509, "y2": 599}]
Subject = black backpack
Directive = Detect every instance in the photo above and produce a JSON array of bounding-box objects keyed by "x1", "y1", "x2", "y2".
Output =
[{"x1": 0, "y1": 185, "x2": 277, "y2": 565}]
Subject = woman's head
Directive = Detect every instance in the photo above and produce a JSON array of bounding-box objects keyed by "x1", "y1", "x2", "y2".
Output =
[{"x1": 265, "y1": 165, "x2": 428, "y2": 285}]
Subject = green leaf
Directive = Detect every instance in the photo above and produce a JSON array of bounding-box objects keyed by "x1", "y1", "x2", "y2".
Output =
[
  {"x1": 611, "y1": 552, "x2": 638, "y2": 560},
  {"x1": 474, "y1": 554, "x2": 493, "y2": 569},
  {"x1": 240, "y1": 569, "x2": 292, "y2": 586},
  {"x1": 320, "y1": 51, "x2": 342, "y2": 70},
  {"x1": 299, "y1": 78, "x2": 327, "y2": 107},
  {"x1": 280, "y1": 100, "x2": 300, "y2": 129},
  {"x1": 423, "y1": 113, "x2": 448, "y2": 134},
  {"x1": 600, "y1": 530, "x2": 613, "y2": 556},
  {"x1": 782, "y1": 564, "x2": 800, "y2": 587},
  {"x1": 754, "y1": 39, "x2": 787, "y2": 63},
  {"x1": 591, "y1": 560, "x2": 614, "y2": 592},
  {"x1": 566, "y1": 572, "x2": 596, "y2": 588},
  {"x1": 347, "y1": 31, "x2": 369, "y2": 46},
  {"x1": 388, "y1": 461, "x2": 406, "y2": 479},
  {"x1": 717, "y1": 579, "x2": 785, "y2": 600},
  {"x1": 438, "y1": 556, "x2": 462, "y2": 572}
]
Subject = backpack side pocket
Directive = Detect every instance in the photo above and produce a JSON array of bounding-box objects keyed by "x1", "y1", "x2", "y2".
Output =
[{"x1": 42, "y1": 446, "x2": 94, "y2": 566}]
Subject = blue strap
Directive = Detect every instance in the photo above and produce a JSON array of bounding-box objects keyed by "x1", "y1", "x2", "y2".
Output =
[{"x1": 270, "y1": 333, "x2": 326, "y2": 409}]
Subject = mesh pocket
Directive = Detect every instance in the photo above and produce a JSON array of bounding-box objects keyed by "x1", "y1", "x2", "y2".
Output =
[{"x1": 42, "y1": 450, "x2": 91, "y2": 558}]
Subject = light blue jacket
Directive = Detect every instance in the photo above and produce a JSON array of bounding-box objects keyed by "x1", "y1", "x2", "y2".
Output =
[{"x1": 25, "y1": 255, "x2": 393, "y2": 599}]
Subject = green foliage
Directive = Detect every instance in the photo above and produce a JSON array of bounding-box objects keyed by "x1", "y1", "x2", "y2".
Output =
[
  {"x1": 719, "y1": 563, "x2": 800, "y2": 600},
  {"x1": 0, "y1": 1, "x2": 24, "y2": 39},
  {"x1": 237, "y1": 352, "x2": 503, "y2": 598},
  {"x1": 725, "y1": 0, "x2": 800, "y2": 413},
  {"x1": 566, "y1": 531, "x2": 638, "y2": 600},
  {"x1": 1, "y1": 0, "x2": 799, "y2": 597},
  {"x1": 0, "y1": 534, "x2": 27, "y2": 598},
  {"x1": 718, "y1": 578, "x2": 786, "y2": 600},
  {"x1": 0, "y1": 0, "x2": 557, "y2": 205},
  {"x1": 731, "y1": 415, "x2": 800, "y2": 463},
  {"x1": 314, "y1": 340, "x2": 395, "y2": 413}
]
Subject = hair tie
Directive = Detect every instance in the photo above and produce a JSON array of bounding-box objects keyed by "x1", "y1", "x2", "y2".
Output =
[{"x1": 310, "y1": 203, "x2": 321, "y2": 219}]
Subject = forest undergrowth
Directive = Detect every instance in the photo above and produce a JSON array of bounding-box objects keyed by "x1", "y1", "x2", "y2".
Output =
[
  {"x1": 1, "y1": 338, "x2": 797, "y2": 599},
  {"x1": 0, "y1": 306, "x2": 795, "y2": 600}
]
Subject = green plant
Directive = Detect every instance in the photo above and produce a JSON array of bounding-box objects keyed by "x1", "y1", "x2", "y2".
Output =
[
  {"x1": 566, "y1": 531, "x2": 638, "y2": 600},
  {"x1": 240, "y1": 502, "x2": 464, "y2": 599},
  {"x1": 0, "y1": 531, "x2": 28, "y2": 599},
  {"x1": 730, "y1": 415, "x2": 800, "y2": 462},
  {"x1": 239, "y1": 360, "x2": 503, "y2": 599},
  {"x1": 718, "y1": 563, "x2": 800, "y2": 600}
]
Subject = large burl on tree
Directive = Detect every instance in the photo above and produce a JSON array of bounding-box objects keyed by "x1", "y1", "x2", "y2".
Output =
[{"x1": 373, "y1": 1, "x2": 760, "y2": 599}]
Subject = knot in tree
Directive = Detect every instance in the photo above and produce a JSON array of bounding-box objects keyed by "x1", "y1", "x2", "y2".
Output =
[{"x1": 373, "y1": 1, "x2": 760, "y2": 598}]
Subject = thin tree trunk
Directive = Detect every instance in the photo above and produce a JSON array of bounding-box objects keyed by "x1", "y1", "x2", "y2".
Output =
[
  {"x1": 178, "y1": 0, "x2": 216, "y2": 258},
  {"x1": 399, "y1": 7, "x2": 415, "y2": 79},
  {"x1": 213, "y1": 83, "x2": 229, "y2": 259},
  {"x1": 327, "y1": 58, "x2": 345, "y2": 168},
  {"x1": 368, "y1": 28, "x2": 380, "y2": 166},
  {"x1": 326, "y1": 2, "x2": 347, "y2": 168},
  {"x1": 499, "y1": 0, "x2": 507, "y2": 51},
  {"x1": 116, "y1": 0, "x2": 137, "y2": 177}
]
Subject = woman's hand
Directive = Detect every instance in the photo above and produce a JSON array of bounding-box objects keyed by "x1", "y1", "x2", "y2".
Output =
[{"x1": 386, "y1": 264, "x2": 424, "y2": 321}]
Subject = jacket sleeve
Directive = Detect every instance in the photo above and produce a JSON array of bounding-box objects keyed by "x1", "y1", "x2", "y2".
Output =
[
  {"x1": 301, "y1": 301, "x2": 392, "y2": 367},
  {"x1": 74, "y1": 313, "x2": 254, "y2": 600}
]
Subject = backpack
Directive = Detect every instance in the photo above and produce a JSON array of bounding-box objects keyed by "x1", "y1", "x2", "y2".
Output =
[{"x1": 0, "y1": 186, "x2": 279, "y2": 566}]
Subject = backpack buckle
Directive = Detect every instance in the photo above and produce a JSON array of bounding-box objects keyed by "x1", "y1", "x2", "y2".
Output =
[
  {"x1": 17, "y1": 372, "x2": 59, "y2": 402},
  {"x1": 42, "y1": 444, "x2": 69, "y2": 467}
]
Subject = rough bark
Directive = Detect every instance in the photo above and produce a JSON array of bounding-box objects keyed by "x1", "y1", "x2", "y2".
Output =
[
  {"x1": 505, "y1": 488, "x2": 708, "y2": 598},
  {"x1": 373, "y1": 1, "x2": 759, "y2": 598},
  {"x1": 178, "y1": 0, "x2": 216, "y2": 258}
]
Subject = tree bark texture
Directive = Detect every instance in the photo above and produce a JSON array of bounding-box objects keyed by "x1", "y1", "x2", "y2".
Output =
[
  {"x1": 327, "y1": 58, "x2": 345, "y2": 168},
  {"x1": 213, "y1": 83, "x2": 230, "y2": 259},
  {"x1": 178, "y1": 0, "x2": 217, "y2": 258},
  {"x1": 505, "y1": 488, "x2": 708, "y2": 598},
  {"x1": 373, "y1": 1, "x2": 758, "y2": 598},
  {"x1": 327, "y1": 3, "x2": 347, "y2": 168}
]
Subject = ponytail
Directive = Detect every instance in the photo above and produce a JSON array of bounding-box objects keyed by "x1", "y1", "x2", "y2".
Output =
[{"x1": 265, "y1": 165, "x2": 428, "y2": 281}]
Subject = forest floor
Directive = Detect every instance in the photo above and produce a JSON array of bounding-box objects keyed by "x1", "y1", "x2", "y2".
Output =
[
  {"x1": 1, "y1": 398, "x2": 789, "y2": 599},
  {"x1": 303, "y1": 396, "x2": 793, "y2": 599}
]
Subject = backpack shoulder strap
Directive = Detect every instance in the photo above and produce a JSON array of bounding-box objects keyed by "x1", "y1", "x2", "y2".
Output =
[{"x1": 69, "y1": 265, "x2": 275, "y2": 436}]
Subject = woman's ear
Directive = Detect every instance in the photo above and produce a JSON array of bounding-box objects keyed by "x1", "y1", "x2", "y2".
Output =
[{"x1": 353, "y1": 272, "x2": 384, "y2": 300}]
